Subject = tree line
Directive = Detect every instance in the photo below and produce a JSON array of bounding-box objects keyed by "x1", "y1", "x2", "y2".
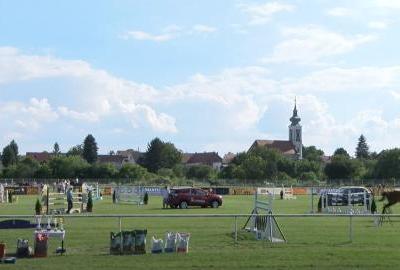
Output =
[{"x1": 1, "y1": 134, "x2": 400, "y2": 184}]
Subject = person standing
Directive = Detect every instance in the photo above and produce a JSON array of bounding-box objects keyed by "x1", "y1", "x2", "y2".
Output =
[
  {"x1": 161, "y1": 186, "x2": 170, "y2": 209},
  {"x1": 66, "y1": 187, "x2": 73, "y2": 214}
]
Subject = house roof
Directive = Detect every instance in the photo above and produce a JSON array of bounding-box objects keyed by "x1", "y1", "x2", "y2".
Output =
[
  {"x1": 98, "y1": 155, "x2": 126, "y2": 163},
  {"x1": 250, "y1": 140, "x2": 296, "y2": 155},
  {"x1": 186, "y1": 152, "x2": 222, "y2": 165},
  {"x1": 116, "y1": 149, "x2": 144, "y2": 161},
  {"x1": 26, "y1": 152, "x2": 52, "y2": 162},
  {"x1": 181, "y1": 153, "x2": 194, "y2": 163}
]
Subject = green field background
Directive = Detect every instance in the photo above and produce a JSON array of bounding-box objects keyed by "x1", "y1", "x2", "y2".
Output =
[{"x1": 0, "y1": 195, "x2": 399, "y2": 269}]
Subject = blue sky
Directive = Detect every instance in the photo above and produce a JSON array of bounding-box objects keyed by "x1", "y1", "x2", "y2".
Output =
[{"x1": 1, "y1": 0, "x2": 400, "y2": 156}]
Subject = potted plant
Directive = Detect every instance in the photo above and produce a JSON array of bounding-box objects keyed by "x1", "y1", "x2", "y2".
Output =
[
  {"x1": 86, "y1": 191, "x2": 93, "y2": 212},
  {"x1": 143, "y1": 192, "x2": 149, "y2": 205},
  {"x1": 35, "y1": 198, "x2": 42, "y2": 215}
]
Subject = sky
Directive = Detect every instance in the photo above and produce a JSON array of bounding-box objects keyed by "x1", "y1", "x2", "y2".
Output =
[{"x1": 1, "y1": 0, "x2": 400, "y2": 157}]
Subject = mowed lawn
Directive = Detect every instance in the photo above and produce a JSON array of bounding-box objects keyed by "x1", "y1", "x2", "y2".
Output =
[{"x1": 1, "y1": 194, "x2": 400, "y2": 270}]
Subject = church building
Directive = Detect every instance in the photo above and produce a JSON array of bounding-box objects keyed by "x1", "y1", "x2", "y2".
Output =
[{"x1": 249, "y1": 100, "x2": 303, "y2": 159}]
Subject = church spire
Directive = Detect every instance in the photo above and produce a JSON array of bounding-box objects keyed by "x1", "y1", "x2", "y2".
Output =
[{"x1": 290, "y1": 98, "x2": 301, "y2": 126}]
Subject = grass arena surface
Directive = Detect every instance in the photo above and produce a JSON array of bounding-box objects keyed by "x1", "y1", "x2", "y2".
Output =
[{"x1": 0, "y1": 195, "x2": 400, "y2": 269}]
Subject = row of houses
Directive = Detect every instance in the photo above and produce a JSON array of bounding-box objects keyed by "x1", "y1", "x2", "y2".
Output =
[{"x1": 26, "y1": 150, "x2": 233, "y2": 171}]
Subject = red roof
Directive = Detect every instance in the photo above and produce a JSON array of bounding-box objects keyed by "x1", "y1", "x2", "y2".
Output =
[
  {"x1": 26, "y1": 152, "x2": 52, "y2": 162},
  {"x1": 250, "y1": 140, "x2": 296, "y2": 155}
]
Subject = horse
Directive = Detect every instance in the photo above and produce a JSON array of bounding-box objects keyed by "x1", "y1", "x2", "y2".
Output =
[
  {"x1": 380, "y1": 191, "x2": 400, "y2": 214},
  {"x1": 379, "y1": 191, "x2": 400, "y2": 225}
]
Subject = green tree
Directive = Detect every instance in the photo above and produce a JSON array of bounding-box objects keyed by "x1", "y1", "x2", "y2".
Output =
[
  {"x1": 324, "y1": 155, "x2": 362, "y2": 180},
  {"x1": 302, "y1": 146, "x2": 324, "y2": 162},
  {"x1": 374, "y1": 149, "x2": 400, "y2": 179},
  {"x1": 118, "y1": 163, "x2": 148, "y2": 180},
  {"x1": 83, "y1": 134, "x2": 98, "y2": 164},
  {"x1": 333, "y1": 147, "x2": 350, "y2": 158},
  {"x1": 9, "y1": 140, "x2": 18, "y2": 157},
  {"x1": 143, "y1": 138, "x2": 182, "y2": 173},
  {"x1": 186, "y1": 165, "x2": 214, "y2": 180},
  {"x1": 355, "y1": 134, "x2": 370, "y2": 159},
  {"x1": 67, "y1": 144, "x2": 83, "y2": 156},
  {"x1": 3, "y1": 157, "x2": 39, "y2": 178},
  {"x1": 49, "y1": 156, "x2": 90, "y2": 178},
  {"x1": 1, "y1": 145, "x2": 17, "y2": 167},
  {"x1": 87, "y1": 163, "x2": 118, "y2": 178},
  {"x1": 53, "y1": 142, "x2": 61, "y2": 155},
  {"x1": 35, "y1": 163, "x2": 52, "y2": 178}
]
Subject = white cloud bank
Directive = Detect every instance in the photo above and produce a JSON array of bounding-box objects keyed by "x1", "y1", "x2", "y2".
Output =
[
  {"x1": 262, "y1": 25, "x2": 376, "y2": 64},
  {"x1": 0, "y1": 47, "x2": 177, "y2": 134},
  {"x1": 239, "y1": 1, "x2": 295, "y2": 25},
  {"x1": 1, "y1": 47, "x2": 400, "y2": 154},
  {"x1": 121, "y1": 24, "x2": 217, "y2": 42}
]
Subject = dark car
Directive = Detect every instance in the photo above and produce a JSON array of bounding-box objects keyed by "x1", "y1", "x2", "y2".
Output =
[
  {"x1": 167, "y1": 188, "x2": 223, "y2": 209},
  {"x1": 323, "y1": 186, "x2": 372, "y2": 207}
]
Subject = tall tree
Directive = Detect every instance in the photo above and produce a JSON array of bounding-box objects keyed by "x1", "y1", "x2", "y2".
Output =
[
  {"x1": 143, "y1": 138, "x2": 182, "y2": 173},
  {"x1": 82, "y1": 134, "x2": 98, "y2": 164},
  {"x1": 53, "y1": 142, "x2": 61, "y2": 155},
  {"x1": 1, "y1": 145, "x2": 17, "y2": 167},
  {"x1": 374, "y1": 149, "x2": 400, "y2": 179},
  {"x1": 333, "y1": 147, "x2": 350, "y2": 158},
  {"x1": 9, "y1": 140, "x2": 19, "y2": 157},
  {"x1": 356, "y1": 134, "x2": 369, "y2": 159}
]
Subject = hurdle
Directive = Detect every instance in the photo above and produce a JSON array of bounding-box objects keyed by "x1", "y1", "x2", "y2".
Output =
[
  {"x1": 282, "y1": 185, "x2": 296, "y2": 200},
  {"x1": 82, "y1": 183, "x2": 101, "y2": 201},
  {"x1": 113, "y1": 186, "x2": 144, "y2": 206},
  {"x1": 0, "y1": 184, "x2": 4, "y2": 203},
  {"x1": 320, "y1": 189, "x2": 371, "y2": 214},
  {"x1": 243, "y1": 188, "x2": 286, "y2": 243},
  {"x1": 43, "y1": 186, "x2": 87, "y2": 215}
]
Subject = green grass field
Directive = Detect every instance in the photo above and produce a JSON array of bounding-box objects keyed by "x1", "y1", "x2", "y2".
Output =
[{"x1": 0, "y1": 195, "x2": 400, "y2": 269}]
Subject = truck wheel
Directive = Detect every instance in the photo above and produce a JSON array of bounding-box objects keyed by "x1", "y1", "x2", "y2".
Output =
[
  {"x1": 211, "y1": 201, "x2": 219, "y2": 208},
  {"x1": 180, "y1": 201, "x2": 188, "y2": 209}
]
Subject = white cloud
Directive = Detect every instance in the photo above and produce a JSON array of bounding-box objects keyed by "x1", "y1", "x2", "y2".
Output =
[
  {"x1": 0, "y1": 47, "x2": 177, "y2": 134},
  {"x1": 368, "y1": 21, "x2": 388, "y2": 29},
  {"x1": 262, "y1": 25, "x2": 376, "y2": 64},
  {"x1": 239, "y1": 1, "x2": 295, "y2": 25},
  {"x1": 192, "y1": 24, "x2": 217, "y2": 33},
  {"x1": 3, "y1": 47, "x2": 400, "y2": 154},
  {"x1": 283, "y1": 66, "x2": 400, "y2": 93},
  {"x1": 0, "y1": 98, "x2": 58, "y2": 134},
  {"x1": 121, "y1": 24, "x2": 217, "y2": 42},
  {"x1": 121, "y1": 31, "x2": 174, "y2": 42},
  {"x1": 327, "y1": 7, "x2": 352, "y2": 17}
]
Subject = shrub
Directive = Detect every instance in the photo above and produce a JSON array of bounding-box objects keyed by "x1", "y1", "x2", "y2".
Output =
[
  {"x1": 35, "y1": 198, "x2": 42, "y2": 215},
  {"x1": 87, "y1": 191, "x2": 93, "y2": 212},
  {"x1": 371, "y1": 198, "x2": 377, "y2": 214}
]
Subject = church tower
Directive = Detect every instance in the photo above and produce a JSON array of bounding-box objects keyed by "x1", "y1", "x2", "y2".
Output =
[{"x1": 289, "y1": 99, "x2": 302, "y2": 159}]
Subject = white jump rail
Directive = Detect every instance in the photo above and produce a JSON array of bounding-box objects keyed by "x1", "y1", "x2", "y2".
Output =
[{"x1": 0, "y1": 213, "x2": 398, "y2": 244}]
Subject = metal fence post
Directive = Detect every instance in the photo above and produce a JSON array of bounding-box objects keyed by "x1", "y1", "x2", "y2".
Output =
[
  {"x1": 119, "y1": 216, "x2": 122, "y2": 253},
  {"x1": 349, "y1": 214, "x2": 353, "y2": 243},
  {"x1": 234, "y1": 216, "x2": 238, "y2": 244}
]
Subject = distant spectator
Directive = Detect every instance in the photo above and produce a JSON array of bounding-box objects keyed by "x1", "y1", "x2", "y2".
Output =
[
  {"x1": 280, "y1": 190, "x2": 284, "y2": 200},
  {"x1": 66, "y1": 187, "x2": 73, "y2": 214},
  {"x1": 161, "y1": 186, "x2": 170, "y2": 209}
]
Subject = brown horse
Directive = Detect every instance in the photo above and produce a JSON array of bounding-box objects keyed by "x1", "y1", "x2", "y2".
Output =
[{"x1": 380, "y1": 191, "x2": 400, "y2": 214}]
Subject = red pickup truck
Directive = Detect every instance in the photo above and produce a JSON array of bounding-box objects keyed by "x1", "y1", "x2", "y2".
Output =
[{"x1": 167, "y1": 188, "x2": 223, "y2": 209}]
